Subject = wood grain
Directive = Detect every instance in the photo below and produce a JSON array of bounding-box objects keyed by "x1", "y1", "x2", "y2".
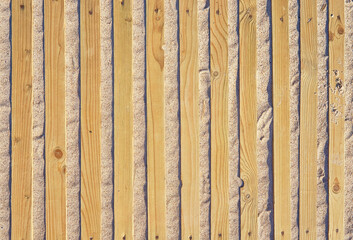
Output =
[
  {"x1": 114, "y1": 0, "x2": 134, "y2": 238},
  {"x1": 80, "y1": 0, "x2": 101, "y2": 239},
  {"x1": 146, "y1": 0, "x2": 166, "y2": 239},
  {"x1": 180, "y1": 0, "x2": 200, "y2": 239},
  {"x1": 239, "y1": 0, "x2": 258, "y2": 239},
  {"x1": 44, "y1": 0, "x2": 67, "y2": 238},
  {"x1": 328, "y1": 0, "x2": 345, "y2": 239},
  {"x1": 299, "y1": 0, "x2": 317, "y2": 238},
  {"x1": 210, "y1": 0, "x2": 229, "y2": 238},
  {"x1": 272, "y1": 0, "x2": 291, "y2": 239},
  {"x1": 11, "y1": 0, "x2": 33, "y2": 239}
]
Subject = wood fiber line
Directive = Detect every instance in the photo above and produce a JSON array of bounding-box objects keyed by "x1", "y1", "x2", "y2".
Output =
[
  {"x1": 146, "y1": 0, "x2": 166, "y2": 239},
  {"x1": 11, "y1": 0, "x2": 33, "y2": 239},
  {"x1": 299, "y1": 0, "x2": 317, "y2": 238},
  {"x1": 239, "y1": 0, "x2": 258, "y2": 239},
  {"x1": 272, "y1": 0, "x2": 291, "y2": 239},
  {"x1": 328, "y1": 0, "x2": 345, "y2": 239},
  {"x1": 114, "y1": 0, "x2": 134, "y2": 238},
  {"x1": 210, "y1": 0, "x2": 229, "y2": 239},
  {"x1": 80, "y1": 0, "x2": 101, "y2": 239},
  {"x1": 180, "y1": 0, "x2": 200, "y2": 239},
  {"x1": 44, "y1": 0, "x2": 67, "y2": 238}
]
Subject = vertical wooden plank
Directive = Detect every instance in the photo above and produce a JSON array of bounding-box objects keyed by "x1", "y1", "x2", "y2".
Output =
[
  {"x1": 80, "y1": 0, "x2": 101, "y2": 239},
  {"x1": 272, "y1": 0, "x2": 291, "y2": 239},
  {"x1": 210, "y1": 0, "x2": 229, "y2": 239},
  {"x1": 328, "y1": 0, "x2": 345, "y2": 238},
  {"x1": 146, "y1": 0, "x2": 166, "y2": 239},
  {"x1": 299, "y1": 0, "x2": 317, "y2": 238},
  {"x1": 44, "y1": 0, "x2": 66, "y2": 238},
  {"x1": 114, "y1": 0, "x2": 134, "y2": 239},
  {"x1": 180, "y1": 0, "x2": 199, "y2": 239},
  {"x1": 11, "y1": 0, "x2": 33, "y2": 239},
  {"x1": 239, "y1": 0, "x2": 258, "y2": 239}
]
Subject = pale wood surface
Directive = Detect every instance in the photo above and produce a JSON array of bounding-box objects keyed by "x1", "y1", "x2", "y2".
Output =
[
  {"x1": 44, "y1": 0, "x2": 67, "y2": 239},
  {"x1": 239, "y1": 0, "x2": 258, "y2": 239},
  {"x1": 114, "y1": 0, "x2": 134, "y2": 239},
  {"x1": 180, "y1": 0, "x2": 200, "y2": 239},
  {"x1": 80, "y1": 0, "x2": 101, "y2": 238},
  {"x1": 146, "y1": 0, "x2": 166, "y2": 239},
  {"x1": 272, "y1": 0, "x2": 291, "y2": 239},
  {"x1": 328, "y1": 0, "x2": 345, "y2": 239},
  {"x1": 299, "y1": 0, "x2": 318, "y2": 238},
  {"x1": 11, "y1": 0, "x2": 33, "y2": 239},
  {"x1": 210, "y1": 0, "x2": 229, "y2": 239}
]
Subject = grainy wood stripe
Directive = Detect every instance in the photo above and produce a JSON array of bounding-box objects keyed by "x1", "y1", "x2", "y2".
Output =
[
  {"x1": 328, "y1": 0, "x2": 345, "y2": 239},
  {"x1": 239, "y1": 0, "x2": 258, "y2": 239},
  {"x1": 146, "y1": 0, "x2": 166, "y2": 239},
  {"x1": 210, "y1": 0, "x2": 229, "y2": 238},
  {"x1": 11, "y1": 0, "x2": 33, "y2": 239},
  {"x1": 44, "y1": 0, "x2": 67, "y2": 238},
  {"x1": 80, "y1": 0, "x2": 101, "y2": 238},
  {"x1": 272, "y1": 0, "x2": 291, "y2": 239},
  {"x1": 114, "y1": 0, "x2": 134, "y2": 238},
  {"x1": 180, "y1": 0, "x2": 200, "y2": 239},
  {"x1": 299, "y1": 0, "x2": 317, "y2": 238}
]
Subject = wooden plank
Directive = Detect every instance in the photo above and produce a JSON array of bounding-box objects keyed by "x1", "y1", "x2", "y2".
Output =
[
  {"x1": 210, "y1": 0, "x2": 229, "y2": 238},
  {"x1": 80, "y1": 0, "x2": 101, "y2": 239},
  {"x1": 114, "y1": 0, "x2": 134, "y2": 239},
  {"x1": 299, "y1": 0, "x2": 317, "y2": 238},
  {"x1": 11, "y1": 0, "x2": 33, "y2": 239},
  {"x1": 146, "y1": 0, "x2": 166, "y2": 239},
  {"x1": 180, "y1": 0, "x2": 200, "y2": 239},
  {"x1": 239, "y1": 0, "x2": 258, "y2": 239},
  {"x1": 44, "y1": 0, "x2": 66, "y2": 239},
  {"x1": 328, "y1": 0, "x2": 345, "y2": 238},
  {"x1": 272, "y1": 0, "x2": 291, "y2": 239}
]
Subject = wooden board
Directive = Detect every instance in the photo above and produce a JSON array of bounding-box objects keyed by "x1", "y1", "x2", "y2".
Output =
[
  {"x1": 180, "y1": 0, "x2": 200, "y2": 239},
  {"x1": 299, "y1": 0, "x2": 317, "y2": 238},
  {"x1": 80, "y1": 0, "x2": 101, "y2": 239},
  {"x1": 11, "y1": 0, "x2": 33, "y2": 239},
  {"x1": 328, "y1": 0, "x2": 345, "y2": 239},
  {"x1": 114, "y1": 0, "x2": 134, "y2": 239},
  {"x1": 210, "y1": 0, "x2": 229, "y2": 238},
  {"x1": 44, "y1": 0, "x2": 67, "y2": 238},
  {"x1": 272, "y1": 0, "x2": 291, "y2": 239},
  {"x1": 146, "y1": 0, "x2": 166, "y2": 239},
  {"x1": 239, "y1": 0, "x2": 258, "y2": 239}
]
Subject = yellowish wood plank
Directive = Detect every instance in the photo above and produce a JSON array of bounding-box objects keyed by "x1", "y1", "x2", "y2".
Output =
[
  {"x1": 146, "y1": 0, "x2": 166, "y2": 239},
  {"x1": 328, "y1": 0, "x2": 345, "y2": 239},
  {"x1": 114, "y1": 0, "x2": 134, "y2": 239},
  {"x1": 44, "y1": 0, "x2": 67, "y2": 239},
  {"x1": 299, "y1": 0, "x2": 317, "y2": 238},
  {"x1": 239, "y1": 0, "x2": 258, "y2": 239},
  {"x1": 210, "y1": 0, "x2": 229, "y2": 238},
  {"x1": 80, "y1": 0, "x2": 101, "y2": 239},
  {"x1": 272, "y1": 0, "x2": 291, "y2": 239},
  {"x1": 11, "y1": 0, "x2": 33, "y2": 239},
  {"x1": 180, "y1": 0, "x2": 200, "y2": 239}
]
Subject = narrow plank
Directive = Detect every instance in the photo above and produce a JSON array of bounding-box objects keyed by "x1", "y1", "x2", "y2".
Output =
[
  {"x1": 299, "y1": 0, "x2": 317, "y2": 238},
  {"x1": 146, "y1": 0, "x2": 166, "y2": 239},
  {"x1": 239, "y1": 0, "x2": 258, "y2": 239},
  {"x1": 180, "y1": 0, "x2": 200, "y2": 239},
  {"x1": 80, "y1": 0, "x2": 101, "y2": 239},
  {"x1": 210, "y1": 0, "x2": 229, "y2": 238},
  {"x1": 328, "y1": 0, "x2": 345, "y2": 238},
  {"x1": 11, "y1": 0, "x2": 33, "y2": 239},
  {"x1": 272, "y1": 0, "x2": 291, "y2": 239},
  {"x1": 114, "y1": 0, "x2": 134, "y2": 239},
  {"x1": 44, "y1": 0, "x2": 67, "y2": 239}
]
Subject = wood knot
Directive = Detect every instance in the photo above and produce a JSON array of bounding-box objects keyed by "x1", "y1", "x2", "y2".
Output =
[
  {"x1": 213, "y1": 71, "x2": 219, "y2": 77},
  {"x1": 281, "y1": 231, "x2": 284, "y2": 236},
  {"x1": 332, "y1": 177, "x2": 340, "y2": 194},
  {"x1": 120, "y1": 0, "x2": 124, "y2": 5},
  {"x1": 248, "y1": 232, "x2": 252, "y2": 236},
  {"x1": 54, "y1": 148, "x2": 63, "y2": 159},
  {"x1": 189, "y1": 235, "x2": 192, "y2": 239},
  {"x1": 122, "y1": 234, "x2": 126, "y2": 239},
  {"x1": 89, "y1": 9, "x2": 93, "y2": 15},
  {"x1": 20, "y1": 4, "x2": 25, "y2": 9},
  {"x1": 306, "y1": 229, "x2": 309, "y2": 234},
  {"x1": 246, "y1": 194, "x2": 251, "y2": 199},
  {"x1": 337, "y1": 26, "x2": 344, "y2": 35},
  {"x1": 329, "y1": 31, "x2": 334, "y2": 41},
  {"x1": 218, "y1": 233, "x2": 222, "y2": 238},
  {"x1": 280, "y1": 17, "x2": 283, "y2": 22},
  {"x1": 155, "y1": 236, "x2": 159, "y2": 239},
  {"x1": 216, "y1": 9, "x2": 220, "y2": 15},
  {"x1": 336, "y1": 229, "x2": 339, "y2": 233}
]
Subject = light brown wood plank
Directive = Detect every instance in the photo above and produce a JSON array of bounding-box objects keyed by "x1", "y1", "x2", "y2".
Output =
[{"x1": 80, "y1": 0, "x2": 101, "y2": 239}]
